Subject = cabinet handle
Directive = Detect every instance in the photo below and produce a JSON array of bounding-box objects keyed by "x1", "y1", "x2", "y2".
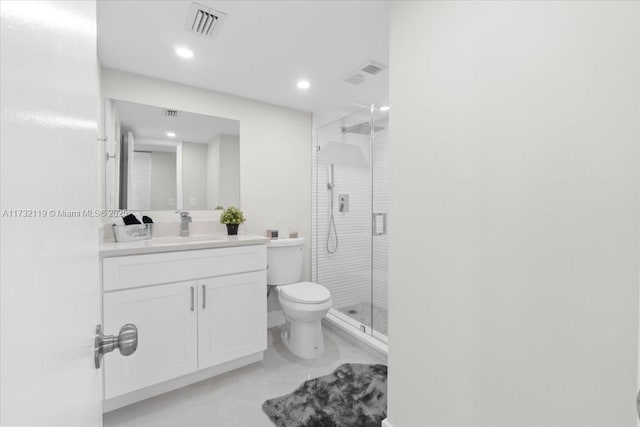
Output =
[
  {"x1": 202, "y1": 285, "x2": 206, "y2": 310},
  {"x1": 190, "y1": 286, "x2": 194, "y2": 311}
]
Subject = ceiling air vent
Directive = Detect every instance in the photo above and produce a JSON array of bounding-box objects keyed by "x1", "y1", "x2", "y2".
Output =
[
  {"x1": 361, "y1": 61, "x2": 385, "y2": 75},
  {"x1": 185, "y1": 2, "x2": 227, "y2": 39},
  {"x1": 165, "y1": 109, "x2": 178, "y2": 117},
  {"x1": 343, "y1": 60, "x2": 386, "y2": 86}
]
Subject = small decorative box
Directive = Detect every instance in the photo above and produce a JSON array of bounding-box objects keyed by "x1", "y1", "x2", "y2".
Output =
[{"x1": 112, "y1": 224, "x2": 152, "y2": 242}]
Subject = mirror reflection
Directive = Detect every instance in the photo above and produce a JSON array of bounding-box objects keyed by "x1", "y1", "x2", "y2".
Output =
[{"x1": 104, "y1": 99, "x2": 240, "y2": 211}]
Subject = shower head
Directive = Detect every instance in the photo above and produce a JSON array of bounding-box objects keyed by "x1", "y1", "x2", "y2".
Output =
[
  {"x1": 341, "y1": 122, "x2": 386, "y2": 135},
  {"x1": 319, "y1": 142, "x2": 367, "y2": 168}
]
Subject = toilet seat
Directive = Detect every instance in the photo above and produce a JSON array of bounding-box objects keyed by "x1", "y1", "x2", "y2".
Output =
[{"x1": 278, "y1": 282, "x2": 331, "y2": 304}]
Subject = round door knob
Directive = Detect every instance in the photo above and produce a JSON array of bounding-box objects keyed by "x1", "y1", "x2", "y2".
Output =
[
  {"x1": 118, "y1": 324, "x2": 138, "y2": 356},
  {"x1": 94, "y1": 323, "x2": 139, "y2": 369}
]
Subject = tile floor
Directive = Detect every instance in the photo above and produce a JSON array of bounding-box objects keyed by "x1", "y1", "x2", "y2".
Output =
[
  {"x1": 103, "y1": 326, "x2": 386, "y2": 427},
  {"x1": 337, "y1": 301, "x2": 389, "y2": 335}
]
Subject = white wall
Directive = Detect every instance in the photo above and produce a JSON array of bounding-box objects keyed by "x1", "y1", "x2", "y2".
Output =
[{"x1": 387, "y1": 2, "x2": 640, "y2": 426}]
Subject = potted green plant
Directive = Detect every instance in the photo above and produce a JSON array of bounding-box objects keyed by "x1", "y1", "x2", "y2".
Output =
[{"x1": 219, "y1": 206, "x2": 245, "y2": 235}]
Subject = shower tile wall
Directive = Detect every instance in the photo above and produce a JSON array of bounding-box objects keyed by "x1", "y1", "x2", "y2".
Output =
[{"x1": 312, "y1": 117, "x2": 389, "y2": 333}]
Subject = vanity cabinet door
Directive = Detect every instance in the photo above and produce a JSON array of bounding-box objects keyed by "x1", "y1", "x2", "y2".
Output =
[
  {"x1": 103, "y1": 281, "x2": 198, "y2": 398},
  {"x1": 197, "y1": 271, "x2": 267, "y2": 370}
]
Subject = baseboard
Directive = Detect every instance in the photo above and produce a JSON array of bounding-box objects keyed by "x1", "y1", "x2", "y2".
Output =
[
  {"x1": 381, "y1": 419, "x2": 394, "y2": 427},
  {"x1": 267, "y1": 310, "x2": 285, "y2": 328},
  {"x1": 102, "y1": 352, "x2": 263, "y2": 413}
]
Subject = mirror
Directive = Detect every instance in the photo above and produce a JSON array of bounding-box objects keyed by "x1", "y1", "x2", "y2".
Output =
[{"x1": 104, "y1": 99, "x2": 240, "y2": 211}]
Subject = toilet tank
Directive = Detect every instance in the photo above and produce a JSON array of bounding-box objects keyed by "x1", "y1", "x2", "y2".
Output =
[{"x1": 266, "y1": 237, "x2": 305, "y2": 285}]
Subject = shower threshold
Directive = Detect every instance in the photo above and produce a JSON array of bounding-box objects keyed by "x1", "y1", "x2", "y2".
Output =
[{"x1": 323, "y1": 308, "x2": 388, "y2": 358}]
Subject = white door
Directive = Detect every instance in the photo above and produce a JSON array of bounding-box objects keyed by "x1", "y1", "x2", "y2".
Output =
[
  {"x1": 103, "y1": 282, "x2": 198, "y2": 398},
  {"x1": 198, "y1": 271, "x2": 267, "y2": 369},
  {"x1": 0, "y1": 1, "x2": 103, "y2": 426}
]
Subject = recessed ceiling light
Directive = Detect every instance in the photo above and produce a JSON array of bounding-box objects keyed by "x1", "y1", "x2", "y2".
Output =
[
  {"x1": 166, "y1": 131, "x2": 176, "y2": 137},
  {"x1": 175, "y1": 47, "x2": 194, "y2": 59},
  {"x1": 296, "y1": 79, "x2": 311, "y2": 90},
  {"x1": 379, "y1": 105, "x2": 390, "y2": 111}
]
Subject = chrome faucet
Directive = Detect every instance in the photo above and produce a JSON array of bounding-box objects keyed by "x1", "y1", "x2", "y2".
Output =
[{"x1": 178, "y1": 211, "x2": 192, "y2": 236}]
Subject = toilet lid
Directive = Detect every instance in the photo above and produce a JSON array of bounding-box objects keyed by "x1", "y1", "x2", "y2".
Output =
[{"x1": 279, "y1": 282, "x2": 331, "y2": 304}]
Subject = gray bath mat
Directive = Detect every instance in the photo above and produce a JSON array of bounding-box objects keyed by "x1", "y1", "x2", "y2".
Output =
[{"x1": 262, "y1": 363, "x2": 387, "y2": 427}]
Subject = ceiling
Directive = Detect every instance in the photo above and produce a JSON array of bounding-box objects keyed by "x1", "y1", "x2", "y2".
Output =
[
  {"x1": 114, "y1": 100, "x2": 239, "y2": 146},
  {"x1": 97, "y1": 1, "x2": 389, "y2": 122}
]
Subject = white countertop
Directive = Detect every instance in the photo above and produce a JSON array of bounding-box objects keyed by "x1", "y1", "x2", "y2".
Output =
[{"x1": 100, "y1": 233, "x2": 269, "y2": 257}]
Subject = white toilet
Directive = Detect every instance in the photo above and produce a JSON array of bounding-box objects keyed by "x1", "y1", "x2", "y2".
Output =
[{"x1": 267, "y1": 237, "x2": 332, "y2": 359}]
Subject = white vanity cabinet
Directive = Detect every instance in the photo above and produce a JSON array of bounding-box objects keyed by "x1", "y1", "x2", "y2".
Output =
[
  {"x1": 198, "y1": 271, "x2": 266, "y2": 369},
  {"x1": 101, "y1": 242, "x2": 267, "y2": 407},
  {"x1": 103, "y1": 280, "x2": 198, "y2": 398}
]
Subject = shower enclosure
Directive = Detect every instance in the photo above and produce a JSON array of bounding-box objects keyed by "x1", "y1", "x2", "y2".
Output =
[{"x1": 313, "y1": 106, "x2": 389, "y2": 345}]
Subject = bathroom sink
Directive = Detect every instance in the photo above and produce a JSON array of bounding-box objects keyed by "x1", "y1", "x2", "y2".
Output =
[{"x1": 152, "y1": 234, "x2": 223, "y2": 244}]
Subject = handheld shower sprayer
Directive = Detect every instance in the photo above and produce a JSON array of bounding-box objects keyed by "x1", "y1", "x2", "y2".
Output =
[
  {"x1": 326, "y1": 163, "x2": 338, "y2": 254},
  {"x1": 327, "y1": 164, "x2": 335, "y2": 190}
]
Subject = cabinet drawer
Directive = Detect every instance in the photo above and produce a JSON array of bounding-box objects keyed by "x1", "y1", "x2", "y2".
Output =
[{"x1": 104, "y1": 245, "x2": 266, "y2": 292}]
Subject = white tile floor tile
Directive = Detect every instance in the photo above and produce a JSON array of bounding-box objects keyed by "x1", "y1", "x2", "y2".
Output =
[{"x1": 103, "y1": 326, "x2": 386, "y2": 427}]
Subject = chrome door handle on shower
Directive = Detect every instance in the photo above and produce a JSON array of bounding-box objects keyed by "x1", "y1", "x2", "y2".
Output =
[{"x1": 372, "y1": 212, "x2": 387, "y2": 236}]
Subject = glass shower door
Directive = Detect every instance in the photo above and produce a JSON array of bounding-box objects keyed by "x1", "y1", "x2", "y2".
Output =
[{"x1": 314, "y1": 107, "x2": 373, "y2": 334}]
